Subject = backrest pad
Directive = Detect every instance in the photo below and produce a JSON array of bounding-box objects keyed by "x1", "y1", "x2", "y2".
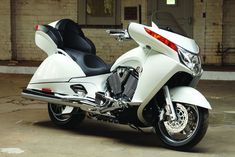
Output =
[{"x1": 55, "y1": 19, "x2": 96, "y2": 55}]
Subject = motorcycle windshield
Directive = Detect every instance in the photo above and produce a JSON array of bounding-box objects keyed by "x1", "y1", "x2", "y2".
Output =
[
  {"x1": 149, "y1": 11, "x2": 199, "y2": 54},
  {"x1": 151, "y1": 11, "x2": 187, "y2": 37}
]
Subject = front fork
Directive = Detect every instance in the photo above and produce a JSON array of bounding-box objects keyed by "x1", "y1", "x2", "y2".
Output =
[{"x1": 162, "y1": 86, "x2": 177, "y2": 121}]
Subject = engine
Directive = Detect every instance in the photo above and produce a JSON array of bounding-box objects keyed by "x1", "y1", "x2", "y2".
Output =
[
  {"x1": 107, "y1": 67, "x2": 139, "y2": 101},
  {"x1": 92, "y1": 67, "x2": 139, "y2": 123}
]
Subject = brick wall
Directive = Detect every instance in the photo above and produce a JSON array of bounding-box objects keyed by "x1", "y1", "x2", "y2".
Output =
[
  {"x1": 193, "y1": 0, "x2": 206, "y2": 63},
  {"x1": 0, "y1": 0, "x2": 234, "y2": 65},
  {"x1": 0, "y1": 0, "x2": 11, "y2": 60},
  {"x1": 13, "y1": 0, "x2": 78, "y2": 61},
  {"x1": 83, "y1": 0, "x2": 147, "y2": 63},
  {"x1": 222, "y1": 0, "x2": 235, "y2": 65},
  {"x1": 9, "y1": 0, "x2": 146, "y2": 63},
  {"x1": 194, "y1": 0, "x2": 224, "y2": 65},
  {"x1": 83, "y1": 29, "x2": 137, "y2": 63},
  {"x1": 205, "y1": 0, "x2": 223, "y2": 65}
]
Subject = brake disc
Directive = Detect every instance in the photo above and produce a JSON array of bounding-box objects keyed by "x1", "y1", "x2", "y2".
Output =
[{"x1": 164, "y1": 103, "x2": 188, "y2": 134}]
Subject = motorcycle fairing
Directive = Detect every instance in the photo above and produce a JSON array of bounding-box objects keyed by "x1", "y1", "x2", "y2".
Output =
[
  {"x1": 150, "y1": 22, "x2": 199, "y2": 54},
  {"x1": 128, "y1": 22, "x2": 199, "y2": 61},
  {"x1": 28, "y1": 73, "x2": 110, "y2": 99}
]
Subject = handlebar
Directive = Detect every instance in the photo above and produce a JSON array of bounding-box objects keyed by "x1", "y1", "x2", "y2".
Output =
[{"x1": 106, "y1": 29, "x2": 131, "y2": 41}]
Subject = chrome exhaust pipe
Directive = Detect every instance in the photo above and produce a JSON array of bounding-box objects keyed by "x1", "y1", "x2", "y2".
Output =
[{"x1": 21, "y1": 89, "x2": 97, "y2": 112}]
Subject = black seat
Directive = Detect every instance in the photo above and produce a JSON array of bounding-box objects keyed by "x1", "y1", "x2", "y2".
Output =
[
  {"x1": 65, "y1": 48, "x2": 110, "y2": 76},
  {"x1": 53, "y1": 19, "x2": 110, "y2": 76},
  {"x1": 55, "y1": 19, "x2": 96, "y2": 55}
]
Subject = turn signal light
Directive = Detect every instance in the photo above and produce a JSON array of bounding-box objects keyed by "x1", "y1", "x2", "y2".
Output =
[{"x1": 144, "y1": 27, "x2": 178, "y2": 52}]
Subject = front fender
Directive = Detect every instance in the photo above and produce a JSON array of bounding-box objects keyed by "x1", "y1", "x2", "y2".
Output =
[{"x1": 170, "y1": 87, "x2": 212, "y2": 109}]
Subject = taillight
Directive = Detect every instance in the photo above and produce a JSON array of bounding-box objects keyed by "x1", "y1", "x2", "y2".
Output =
[
  {"x1": 35, "y1": 25, "x2": 39, "y2": 30},
  {"x1": 41, "y1": 88, "x2": 52, "y2": 93},
  {"x1": 144, "y1": 27, "x2": 178, "y2": 52}
]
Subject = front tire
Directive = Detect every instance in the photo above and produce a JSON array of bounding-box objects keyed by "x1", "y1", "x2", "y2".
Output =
[
  {"x1": 48, "y1": 103, "x2": 86, "y2": 128},
  {"x1": 154, "y1": 103, "x2": 209, "y2": 150}
]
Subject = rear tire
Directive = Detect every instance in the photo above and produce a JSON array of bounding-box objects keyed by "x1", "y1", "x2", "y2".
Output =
[
  {"x1": 48, "y1": 103, "x2": 86, "y2": 128},
  {"x1": 154, "y1": 104, "x2": 209, "y2": 150}
]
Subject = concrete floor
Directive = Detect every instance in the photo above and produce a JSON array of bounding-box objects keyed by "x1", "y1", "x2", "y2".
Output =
[{"x1": 0, "y1": 74, "x2": 235, "y2": 157}]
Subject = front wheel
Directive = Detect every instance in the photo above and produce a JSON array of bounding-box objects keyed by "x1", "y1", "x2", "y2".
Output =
[
  {"x1": 48, "y1": 103, "x2": 86, "y2": 128},
  {"x1": 154, "y1": 103, "x2": 209, "y2": 150}
]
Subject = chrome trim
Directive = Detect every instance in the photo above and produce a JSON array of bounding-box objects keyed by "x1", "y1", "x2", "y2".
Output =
[
  {"x1": 163, "y1": 86, "x2": 177, "y2": 120},
  {"x1": 21, "y1": 91, "x2": 97, "y2": 113},
  {"x1": 21, "y1": 90, "x2": 142, "y2": 117}
]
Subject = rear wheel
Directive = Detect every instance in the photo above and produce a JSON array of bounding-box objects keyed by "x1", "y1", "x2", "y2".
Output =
[
  {"x1": 48, "y1": 103, "x2": 86, "y2": 128},
  {"x1": 154, "y1": 103, "x2": 209, "y2": 150}
]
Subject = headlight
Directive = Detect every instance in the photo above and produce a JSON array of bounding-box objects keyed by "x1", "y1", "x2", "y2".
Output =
[{"x1": 178, "y1": 46, "x2": 202, "y2": 75}]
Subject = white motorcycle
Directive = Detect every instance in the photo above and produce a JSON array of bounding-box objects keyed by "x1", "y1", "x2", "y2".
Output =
[{"x1": 22, "y1": 12, "x2": 211, "y2": 150}]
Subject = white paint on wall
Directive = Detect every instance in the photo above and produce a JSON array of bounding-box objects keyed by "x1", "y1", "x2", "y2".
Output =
[
  {"x1": 201, "y1": 71, "x2": 235, "y2": 81},
  {"x1": 0, "y1": 66, "x2": 37, "y2": 74},
  {"x1": 0, "y1": 148, "x2": 24, "y2": 154}
]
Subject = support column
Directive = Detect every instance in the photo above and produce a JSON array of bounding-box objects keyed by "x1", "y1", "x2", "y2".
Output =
[
  {"x1": 10, "y1": 0, "x2": 17, "y2": 61},
  {"x1": 0, "y1": 0, "x2": 11, "y2": 60}
]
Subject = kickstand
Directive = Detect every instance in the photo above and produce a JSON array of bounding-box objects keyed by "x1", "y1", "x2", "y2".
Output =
[{"x1": 128, "y1": 124, "x2": 144, "y2": 133}]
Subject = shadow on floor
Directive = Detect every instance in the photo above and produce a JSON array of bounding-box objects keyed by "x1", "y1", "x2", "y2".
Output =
[{"x1": 34, "y1": 119, "x2": 208, "y2": 153}]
